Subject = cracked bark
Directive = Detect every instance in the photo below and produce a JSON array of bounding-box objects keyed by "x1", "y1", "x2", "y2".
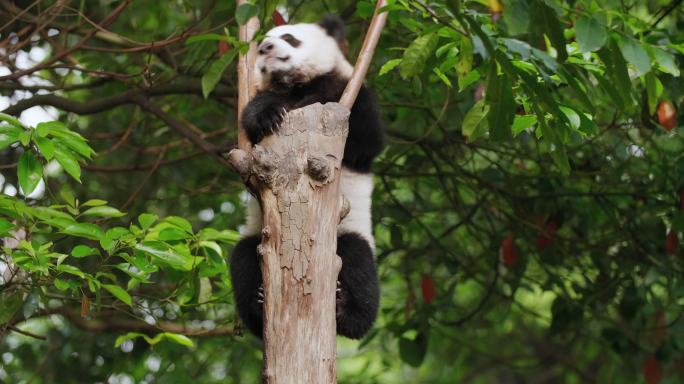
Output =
[
  {"x1": 233, "y1": 1, "x2": 387, "y2": 382},
  {"x1": 230, "y1": 103, "x2": 348, "y2": 383}
]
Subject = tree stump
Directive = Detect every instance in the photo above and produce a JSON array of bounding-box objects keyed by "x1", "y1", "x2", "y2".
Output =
[{"x1": 229, "y1": 102, "x2": 349, "y2": 384}]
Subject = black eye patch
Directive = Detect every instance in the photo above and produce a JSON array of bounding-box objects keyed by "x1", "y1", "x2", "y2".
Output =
[{"x1": 279, "y1": 33, "x2": 301, "y2": 47}]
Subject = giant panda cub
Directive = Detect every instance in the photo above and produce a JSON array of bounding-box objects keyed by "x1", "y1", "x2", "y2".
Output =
[{"x1": 230, "y1": 15, "x2": 384, "y2": 339}]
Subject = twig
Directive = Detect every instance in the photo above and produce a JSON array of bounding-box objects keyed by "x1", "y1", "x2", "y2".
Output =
[
  {"x1": 133, "y1": 95, "x2": 233, "y2": 169},
  {"x1": 650, "y1": 0, "x2": 683, "y2": 28},
  {"x1": 121, "y1": 148, "x2": 166, "y2": 210},
  {"x1": 7, "y1": 326, "x2": 47, "y2": 340},
  {"x1": 0, "y1": 0, "x2": 131, "y2": 81},
  {"x1": 2, "y1": 81, "x2": 234, "y2": 116},
  {"x1": 236, "y1": 0, "x2": 260, "y2": 152},
  {"x1": 339, "y1": 0, "x2": 389, "y2": 109}
]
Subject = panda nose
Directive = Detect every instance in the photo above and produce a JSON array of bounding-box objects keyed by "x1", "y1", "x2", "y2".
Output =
[{"x1": 258, "y1": 42, "x2": 274, "y2": 55}]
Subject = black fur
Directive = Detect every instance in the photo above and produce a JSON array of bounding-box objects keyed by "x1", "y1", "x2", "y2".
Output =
[
  {"x1": 234, "y1": 18, "x2": 384, "y2": 339},
  {"x1": 229, "y1": 235, "x2": 263, "y2": 337},
  {"x1": 317, "y1": 15, "x2": 346, "y2": 46},
  {"x1": 230, "y1": 233, "x2": 379, "y2": 339},
  {"x1": 241, "y1": 72, "x2": 384, "y2": 172}
]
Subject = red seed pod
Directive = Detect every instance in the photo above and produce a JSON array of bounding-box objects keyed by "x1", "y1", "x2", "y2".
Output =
[
  {"x1": 420, "y1": 274, "x2": 436, "y2": 305},
  {"x1": 658, "y1": 100, "x2": 677, "y2": 131},
  {"x1": 666, "y1": 230, "x2": 679, "y2": 255},
  {"x1": 272, "y1": 10, "x2": 287, "y2": 26},
  {"x1": 502, "y1": 234, "x2": 518, "y2": 268},
  {"x1": 218, "y1": 40, "x2": 231, "y2": 55},
  {"x1": 643, "y1": 355, "x2": 663, "y2": 384},
  {"x1": 537, "y1": 221, "x2": 557, "y2": 251}
]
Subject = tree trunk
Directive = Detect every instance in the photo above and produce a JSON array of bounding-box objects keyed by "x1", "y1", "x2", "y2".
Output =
[{"x1": 229, "y1": 102, "x2": 349, "y2": 384}]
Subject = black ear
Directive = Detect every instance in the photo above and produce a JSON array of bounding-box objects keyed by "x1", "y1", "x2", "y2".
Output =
[{"x1": 318, "y1": 15, "x2": 346, "y2": 45}]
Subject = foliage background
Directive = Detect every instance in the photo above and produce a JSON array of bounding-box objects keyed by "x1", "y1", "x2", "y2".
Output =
[{"x1": 1, "y1": 0, "x2": 683, "y2": 383}]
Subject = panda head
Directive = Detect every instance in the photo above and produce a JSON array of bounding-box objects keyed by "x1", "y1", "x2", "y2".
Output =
[{"x1": 254, "y1": 15, "x2": 354, "y2": 92}]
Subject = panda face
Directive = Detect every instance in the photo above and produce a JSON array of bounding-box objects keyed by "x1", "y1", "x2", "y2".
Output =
[{"x1": 254, "y1": 23, "x2": 353, "y2": 91}]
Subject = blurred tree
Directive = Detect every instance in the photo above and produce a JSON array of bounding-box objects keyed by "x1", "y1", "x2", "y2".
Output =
[{"x1": 0, "y1": 1, "x2": 683, "y2": 383}]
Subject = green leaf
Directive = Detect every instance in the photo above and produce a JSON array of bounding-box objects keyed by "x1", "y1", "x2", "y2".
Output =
[
  {"x1": 115, "y1": 332, "x2": 193, "y2": 348},
  {"x1": 458, "y1": 70, "x2": 480, "y2": 91},
  {"x1": 81, "y1": 199, "x2": 108, "y2": 207},
  {"x1": 651, "y1": 47, "x2": 679, "y2": 76},
  {"x1": 197, "y1": 228, "x2": 240, "y2": 243},
  {"x1": 462, "y1": 100, "x2": 489, "y2": 141},
  {"x1": 61, "y1": 223, "x2": 104, "y2": 240},
  {"x1": 139, "y1": 213, "x2": 158, "y2": 230},
  {"x1": 512, "y1": 115, "x2": 537, "y2": 135},
  {"x1": 54, "y1": 278, "x2": 70, "y2": 291},
  {"x1": 102, "y1": 284, "x2": 133, "y2": 306},
  {"x1": 159, "y1": 228, "x2": 191, "y2": 241},
  {"x1": 162, "y1": 216, "x2": 193, "y2": 233},
  {"x1": 503, "y1": 0, "x2": 529, "y2": 35},
  {"x1": 597, "y1": 39, "x2": 632, "y2": 105},
  {"x1": 18, "y1": 131, "x2": 30, "y2": 147},
  {"x1": 578, "y1": 112, "x2": 599, "y2": 136},
  {"x1": 398, "y1": 332, "x2": 428, "y2": 367},
  {"x1": 54, "y1": 146, "x2": 82, "y2": 182},
  {"x1": 39, "y1": 121, "x2": 95, "y2": 159},
  {"x1": 0, "y1": 125, "x2": 21, "y2": 151},
  {"x1": 575, "y1": 16, "x2": 606, "y2": 53},
  {"x1": 17, "y1": 152, "x2": 43, "y2": 196},
  {"x1": 34, "y1": 136, "x2": 55, "y2": 160},
  {"x1": 56, "y1": 264, "x2": 85, "y2": 278},
  {"x1": 529, "y1": 0, "x2": 567, "y2": 62},
  {"x1": 379, "y1": 58, "x2": 402, "y2": 76},
  {"x1": 432, "y1": 67, "x2": 452, "y2": 87},
  {"x1": 185, "y1": 33, "x2": 231, "y2": 45},
  {"x1": 617, "y1": 36, "x2": 651, "y2": 76},
  {"x1": 81, "y1": 206, "x2": 125, "y2": 218},
  {"x1": 135, "y1": 242, "x2": 198, "y2": 271},
  {"x1": 456, "y1": 37, "x2": 473, "y2": 82},
  {"x1": 199, "y1": 241, "x2": 223, "y2": 257},
  {"x1": 163, "y1": 332, "x2": 194, "y2": 347},
  {"x1": 559, "y1": 106, "x2": 581, "y2": 131},
  {"x1": 202, "y1": 49, "x2": 238, "y2": 99},
  {"x1": 0, "y1": 292, "x2": 23, "y2": 325},
  {"x1": 400, "y1": 33, "x2": 439, "y2": 79},
  {"x1": 235, "y1": 3, "x2": 258, "y2": 25},
  {"x1": 645, "y1": 73, "x2": 663, "y2": 115},
  {"x1": 22, "y1": 291, "x2": 40, "y2": 319},
  {"x1": 0, "y1": 112, "x2": 23, "y2": 128},
  {"x1": 486, "y1": 64, "x2": 516, "y2": 141},
  {"x1": 0, "y1": 218, "x2": 15, "y2": 237},
  {"x1": 72, "y1": 245, "x2": 98, "y2": 258}
]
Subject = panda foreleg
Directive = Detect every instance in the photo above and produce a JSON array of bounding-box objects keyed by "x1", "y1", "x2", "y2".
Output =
[
  {"x1": 229, "y1": 235, "x2": 264, "y2": 337},
  {"x1": 336, "y1": 232, "x2": 380, "y2": 339},
  {"x1": 241, "y1": 91, "x2": 289, "y2": 144}
]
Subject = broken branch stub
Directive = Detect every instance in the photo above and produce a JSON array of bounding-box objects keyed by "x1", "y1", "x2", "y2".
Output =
[{"x1": 229, "y1": 102, "x2": 349, "y2": 384}]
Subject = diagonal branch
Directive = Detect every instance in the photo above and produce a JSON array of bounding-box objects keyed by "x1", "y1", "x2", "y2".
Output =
[
  {"x1": 338, "y1": 0, "x2": 389, "y2": 109},
  {"x1": 236, "y1": 0, "x2": 260, "y2": 152},
  {"x1": 133, "y1": 95, "x2": 233, "y2": 169},
  {"x1": 2, "y1": 81, "x2": 234, "y2": 116}
]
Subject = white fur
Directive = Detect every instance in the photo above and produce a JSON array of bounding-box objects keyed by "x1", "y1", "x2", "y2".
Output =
[
  {"x1": 241, "y1": 197, "x2": 262, "y2": 237},
  {"x1": 241, "y1": 168, "x2": 374, "y2": 247},
  {"x1": 243, "y1": 22, "x2": 374, "y2": 250},
  {"x1": 254, "y1": 23, "x2": 353, "y2": 91},
  {"x1": 338, "y1": 168, "x2": 374, "y2": 247}
]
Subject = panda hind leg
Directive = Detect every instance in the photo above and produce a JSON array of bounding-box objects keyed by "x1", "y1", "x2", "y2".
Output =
[
  {"x1": 335, "y1": 232, "x2": 379, "y2": 339},
  {"x1": 229, "y1": 235, "x2": 264, "y2": 337}
]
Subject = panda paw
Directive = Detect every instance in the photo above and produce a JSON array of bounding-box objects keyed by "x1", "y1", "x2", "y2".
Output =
[
  {"x1": 256, "y1": 285, "x2": 264, "y2": 304},
  {"x1": 242, "y1": 96, "x2": 288, "y2": 144},
  {"x1": 336, "y1": 280, "x2": 348, "y2": 318}
]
